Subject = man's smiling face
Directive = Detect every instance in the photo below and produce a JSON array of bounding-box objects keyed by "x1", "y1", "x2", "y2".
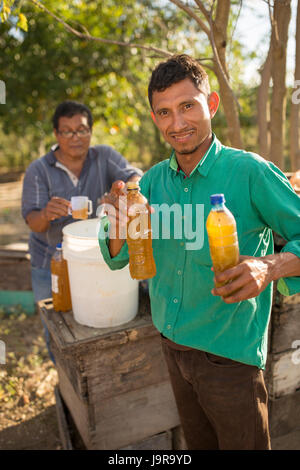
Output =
[{"x1": 152, "y1": 78, "x2": 218, "y2": 159}]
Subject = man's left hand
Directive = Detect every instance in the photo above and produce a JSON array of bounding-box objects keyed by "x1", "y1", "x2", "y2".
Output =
[{"x1": 211, "y1": 256, "x2": 274, "y2": 303}]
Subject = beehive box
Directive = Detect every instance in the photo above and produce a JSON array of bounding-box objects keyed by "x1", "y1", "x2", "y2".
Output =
[
  {"x1": 0, "y1": 246, "x2": 35, "y2": 314},
  {"x1": 0, "y1": 247, "x2": 31, "y2": 291},
  {"x1": 38, "y1": 288, "x2": 181, "y2": 450},
  {"x1": 264, "y1": 231, "x2": 300, "y2": 448},
  {"x1": 265, "y1": 288, "x2": 300, "y2": 447}
]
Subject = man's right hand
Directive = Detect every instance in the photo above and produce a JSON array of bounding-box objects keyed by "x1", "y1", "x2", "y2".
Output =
[
  {"x1": 42, "y1": 197, "x2": 71, "y2": 222},
  {"x1": 26, "y1": 197, "x2": 71, "y2": 233},
  {"x1": 99, "y1": 180, "x2": 128, "y2": 257},
  {"x1": 100, "y1": 180, "x2": 128, "y2": 236}
]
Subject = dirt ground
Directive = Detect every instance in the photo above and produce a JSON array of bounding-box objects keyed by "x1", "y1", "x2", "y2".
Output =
[
  {"x1": 0, "y1": 174, "x2": 61, "y2": 450},
  {"x1": 0, "y1": 311, "x2": 61, "y2": 450},
  {"x1": 0, "y1": 173, "x2": 30, "y2": 246}
]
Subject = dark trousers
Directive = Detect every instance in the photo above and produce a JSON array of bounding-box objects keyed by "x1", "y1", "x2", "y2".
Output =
[{"x1": 161, "y1": 337, "x2": 271, "y2": 450}]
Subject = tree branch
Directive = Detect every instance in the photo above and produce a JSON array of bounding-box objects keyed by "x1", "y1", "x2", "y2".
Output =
[
  {"x1": 208, "y1": 0, "x2": 241, "y2": 110},
  {"x1": 193, "y1": 0, "x2": 211, "y2": 22},
  {"x1": 169, "y1": 0, "x2": 211, "y2": 37},
  {"x1": 267, "y1": 0, "x2": 279, "y2": 43},
  {"x1": 28, "y1": 0, "x2": 172, "y2": 58}
]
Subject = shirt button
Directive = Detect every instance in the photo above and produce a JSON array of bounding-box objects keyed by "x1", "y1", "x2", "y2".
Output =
[
  {"x1": 184, "y1": 187, "x2": 189, "y2": 192},
  {"x1": 167, "y1": 324, "x2": 171, "y2": 330},
  {"x1": 173, "y1": 298, "x2": 178, "y2": 304},
  {"x1": 180, "y1": 242, "x2": 184, "y2": 247},
  {"x1": 177, "y1": 270, "x2": 182, "y2": 275}
]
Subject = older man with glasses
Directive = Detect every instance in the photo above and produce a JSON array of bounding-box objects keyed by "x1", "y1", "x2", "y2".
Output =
[{"x1": 22, "y1": 100, "x2": 142, "y2": 362}]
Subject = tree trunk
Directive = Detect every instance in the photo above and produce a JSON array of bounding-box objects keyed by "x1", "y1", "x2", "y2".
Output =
[
  {"x1": 270, "y1": 0, "x2": 291, "y2": 169},
  {"x1": 212, "y1": 0, "x2": 243, "y2": 148},
  {"x1": 290, "y1": 0, "x2": 300, "y2": 171},
  {"x1": 257, "y1": 45, "x2": 272, "y2": 159}
]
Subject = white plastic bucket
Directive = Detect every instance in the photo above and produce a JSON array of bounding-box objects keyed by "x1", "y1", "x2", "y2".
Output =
[{"x1": 62, "y1": 218, "x2": 139, "y2": 328}]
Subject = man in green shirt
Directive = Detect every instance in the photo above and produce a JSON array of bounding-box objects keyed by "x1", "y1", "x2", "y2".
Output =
[{"x1": 99, "y1": 55, "x2": 300, "y2": 450}]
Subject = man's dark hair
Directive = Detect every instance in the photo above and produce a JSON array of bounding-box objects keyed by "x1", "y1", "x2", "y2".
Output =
[
  {"x1": 148, "y1": 54, "x2": 210, "y2": 109},
  {"x1": 52, "y1": 100, "x2": 93, "y2": 130}
]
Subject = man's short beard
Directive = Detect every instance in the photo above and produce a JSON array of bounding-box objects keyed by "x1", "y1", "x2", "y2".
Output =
[{"x1": 176, "y1": 143, "x2": 201, "y2": 155}]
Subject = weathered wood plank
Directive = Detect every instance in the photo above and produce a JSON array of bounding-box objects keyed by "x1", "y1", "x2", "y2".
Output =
[
  {"x1": 93, "y1": 381, "x2": 180, "y2": 450},
  {"x1": 56, "y1": 360, "x2": 93, "y2": 449},
  {"x1": 50, "y1": 339, "x2": 88, "y2": 401},
  {"x1": 270, "y1": 293, "x2": 300, "y2": 354},
  {"x1": 39, "y1": 302, "x2": 75, "y2": 350},
  {"x1": 62, "y1": 314, "x2": 154, "y2": 352},
  {"x1": 0, "y1": 248, "x2": 30, "y2": 259},
  {"x1": 271, "y1": 429, "x2": 300, "y2": 450},
  {"x1": 268, "y1": 350, "x2": 300, "y2": 398},
  {"x1": 86, "y1": 334, "x2": 169, "y2": 401},
  {"x1": 38, "y1": 289, "x2": 153, "y2": 356},
  {"x1": 269, "y1": 389, "x2": 300, "y2": 438},
  {"x1": 120, "y1": 431, "x2": 172, "y2": 450},
  {"x1": 172, "y1": 426, "x2": 188, "y2": 450},
  {"x1": 54, "y1": 386, "x2": 73, "y2": 450}
]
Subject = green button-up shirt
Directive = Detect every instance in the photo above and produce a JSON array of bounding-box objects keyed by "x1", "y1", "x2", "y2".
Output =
[{"x1": 99, "y1": 134, "x2": 300, "y2": 369}]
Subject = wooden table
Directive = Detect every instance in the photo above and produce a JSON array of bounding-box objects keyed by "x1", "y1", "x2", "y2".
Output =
[{"x1": 38, "y1": 287, "x2": 181, "y2": 450}]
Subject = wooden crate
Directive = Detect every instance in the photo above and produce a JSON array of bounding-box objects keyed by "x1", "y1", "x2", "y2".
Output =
[
  {"x1": 39, "y1": 288, "x2": 181, "y2": 450},
  {"x1": 0, "y1": 247, "x2": 31, "y2": 291},
  {"x1": 54, "y1": 385, "x2": 185, "y2": 450},
  {"x1": 265, "y1": 288, "x2": 300, "y2": 444}
]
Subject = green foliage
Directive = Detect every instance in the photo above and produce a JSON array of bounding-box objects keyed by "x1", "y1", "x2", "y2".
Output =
[
  {"x1": 0, "y1": 0, "x2": 260, "y2": 171},
  {"x1": 1, "y1": 0, "x2": 28, "y2": 31},
  {"x1": 0, "y1": 0, "x2": 194, "y2": 169}
]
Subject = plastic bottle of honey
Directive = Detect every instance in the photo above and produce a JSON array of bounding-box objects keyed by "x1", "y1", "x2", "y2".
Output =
[
  {"x1": 206, "y1": 194, "x2": 239, "y2": 287},
  {"x1": 51, "y1": 243, "x2": 72, "y2": 312},
  {"x1": 126, "y1": 182, "x2": 156, "y2": 280}
]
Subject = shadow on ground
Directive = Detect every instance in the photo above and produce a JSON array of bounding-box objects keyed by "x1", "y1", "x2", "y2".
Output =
[{"x1": 0, "y1": 406, "x2": 61, "y2": 450}]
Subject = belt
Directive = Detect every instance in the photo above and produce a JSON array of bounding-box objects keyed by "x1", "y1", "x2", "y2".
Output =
[{"x1": 160, "y1": 333, "x2": 195, "y2": 352}]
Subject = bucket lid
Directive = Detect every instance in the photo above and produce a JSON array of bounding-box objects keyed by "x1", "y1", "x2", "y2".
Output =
[{"x1": 62, "y1": 218, "x2": 101, "y2": 240}]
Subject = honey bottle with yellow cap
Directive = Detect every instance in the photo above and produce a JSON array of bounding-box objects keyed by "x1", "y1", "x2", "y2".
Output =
[{"x1": 126, "y1": 182, "x2": 156, "y2": 280}]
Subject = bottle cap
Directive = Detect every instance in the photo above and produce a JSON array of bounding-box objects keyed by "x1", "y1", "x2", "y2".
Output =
[
  {"x1": 210, "y1": 194, "x2": 225, "y2": 205},
  {"x1": 127, "y1": 182, "x2": 139, "y2": 190},
  {"x1": 56, "y1": 243, "x2": 62, "y2": 249}
]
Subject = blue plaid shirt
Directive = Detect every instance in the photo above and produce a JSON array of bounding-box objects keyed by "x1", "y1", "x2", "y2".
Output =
[{"x1": 22, "y1": 144, "x2": 142, "y2": 269}]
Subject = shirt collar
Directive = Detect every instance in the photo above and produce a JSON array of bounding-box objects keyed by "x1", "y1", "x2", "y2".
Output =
[
  {"x1": 44, "y1": 144, "x2": 59, "y2": 166},
  {"x1": 169, "y1": 133, "x2": 222, "y2": 178},
  {"x1": 45, "y1": 144, "x2": 91, "y2": 167}
]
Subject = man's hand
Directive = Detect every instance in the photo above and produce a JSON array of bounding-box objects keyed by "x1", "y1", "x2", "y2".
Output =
[
  {"x1": 98, "y1": 180, "x2": 154, "y2": 258},
  {"x1": 42, "y1": 197, "x2": 71, "y2": 222},
  {"x1": 99, "y1": 180, "x2": 128, "y2": 237},
  {"x1": 26, "y1": 197, "x2": 71, "y2": 233},
  {"x1": 211, "y1": 255, "x2": 274, "y2": 303},
  {"x1": 99, "y1": 180, "x2": 128, "y2": 257}
]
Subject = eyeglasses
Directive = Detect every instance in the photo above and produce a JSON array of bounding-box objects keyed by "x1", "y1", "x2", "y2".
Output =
[{"x1": 57, "y1": 128, "x2": 91, "y2": 138}]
